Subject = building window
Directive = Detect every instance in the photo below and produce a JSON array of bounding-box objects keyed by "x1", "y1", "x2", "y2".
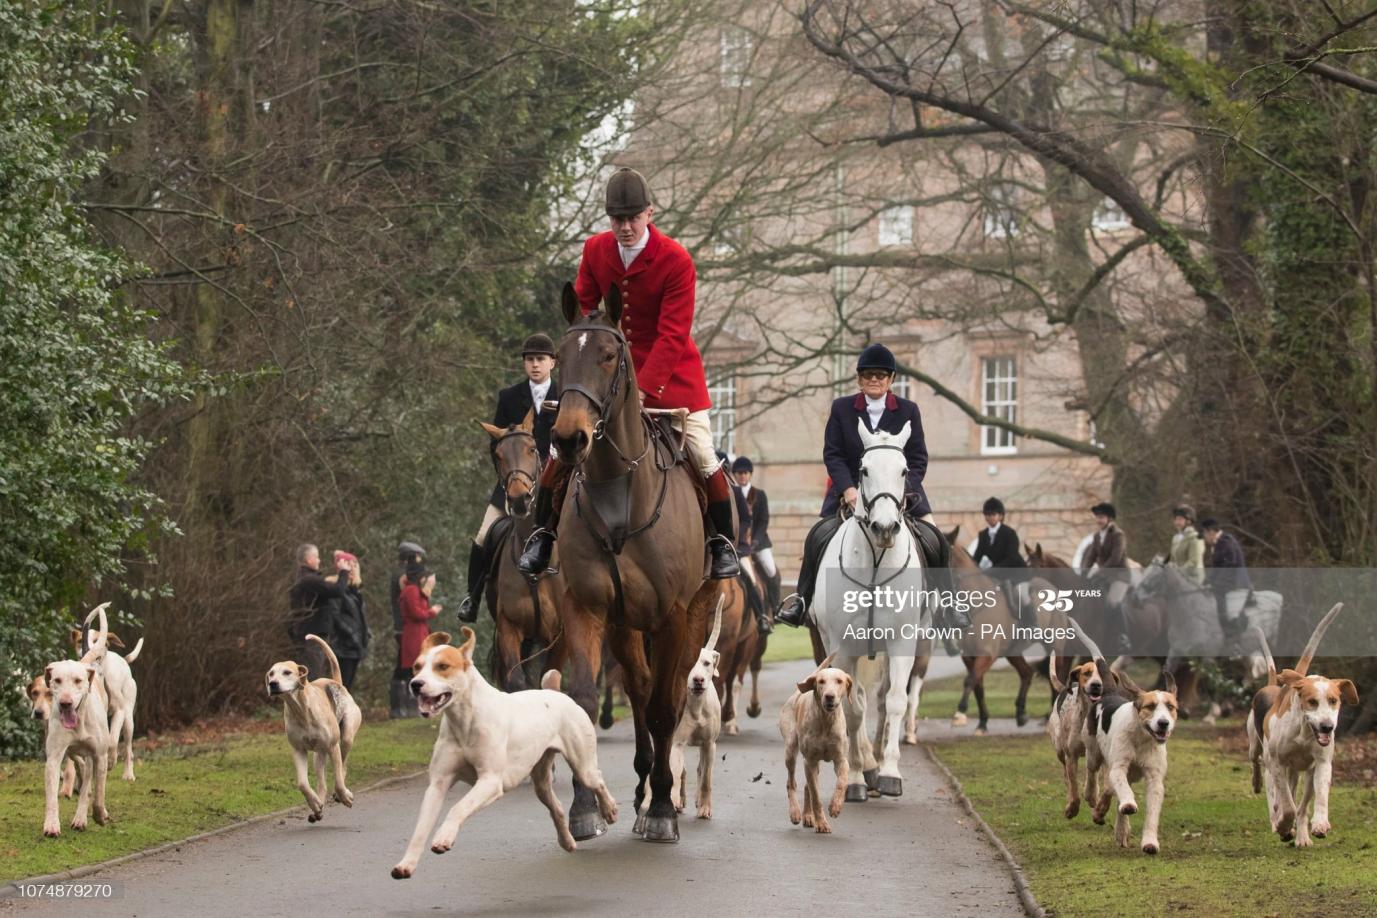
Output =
[
  {"x1": 720, "y1": 27, "x2": 753, "y2": 89},
  {"x1": 890, "y1": 373, "x2": 911, "y2": 400},
  {"x1": 983, "y1": 185, "x2": 1019, "y2": 240},
  {"x1": 980, "y1": 356, "x2": 1017, "y2": 455},
  {"x1": 708, "y1": 373, "x2": 737, "y2": 453},
  {"x1": 712, "y1": 222, "x2": 749, "y2": 256},
  {"x1": 877, "y1": 205, "x2": 914, "y2": 246},
  {"x1": 1092, "y1": 196, "x2": 1129, "y2": 231}
]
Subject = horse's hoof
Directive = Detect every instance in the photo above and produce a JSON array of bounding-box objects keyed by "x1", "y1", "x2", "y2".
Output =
[
  {"x1": 571, "y1": 812, "x2": 608, "y2": 841},
  {"x1": 876, "y1": 776, "x2": 902, "y2": 797},
  {"x1": 1016, "y1": 712, "x2": 1028, "y2": 727},
  {"x1": 902, "y1": 732, "x2": 918, "y2": 745},
  {"x1": 951, "y1": 712, "x2": 968, "y2": 727},
  {"x1": 747, "y1": 703, "x2": 761, "y2": 718},
  {"x1": 599, "y1": 711, "x2": 615, "y2": 730},
  {"x1": 845, "y1": 784, "x2": 868, "y2": 803},
  {"x1": 974, "y1": 725, "x2": 988, "y2": 736},
  {"x1": 863, "y1": 768, "x2": 879, "y2": 791},
  {"x1": 641, "y1": 814, "x2": 679, "y2": 843}
]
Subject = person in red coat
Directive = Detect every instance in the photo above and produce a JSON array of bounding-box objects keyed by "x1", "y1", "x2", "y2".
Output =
[
  {"x1": 398, "y1": 565, "x2": 441, "y2": 670},
  {"x1": 518, "y1": 167, "x2": 739, "y2": 579}
]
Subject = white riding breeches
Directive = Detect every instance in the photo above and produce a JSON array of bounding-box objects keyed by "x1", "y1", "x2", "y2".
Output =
[
  {"x1": 675, "y1": 408, "x2": 718, "y2": 478},
  {"x1": 473, "y1": 503, "x2": 504, "y2": 546},
  {"x1": 753, "y1": 546, "x2": 778, "y2": 578}
]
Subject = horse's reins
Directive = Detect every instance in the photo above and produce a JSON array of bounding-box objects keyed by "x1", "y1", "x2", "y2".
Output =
[
  {"x1": 838, "y1": 442, "x2": 919, "y2": 659},
  {"x1": 493, "y1": 427, "x2": 539, "y2": 513},
  {"x1": 493, "y1": 425, "x2": 547, "y2": 643}
]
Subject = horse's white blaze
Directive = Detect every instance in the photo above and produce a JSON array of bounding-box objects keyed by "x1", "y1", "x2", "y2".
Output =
[{"x1": 577, "y1": 332, "x2": 588, "y2": 352}]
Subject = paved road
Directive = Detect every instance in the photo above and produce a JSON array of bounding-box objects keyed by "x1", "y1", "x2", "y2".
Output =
[{"x1": 2, "y1": 657, "x2": 1027, "y2": 918}]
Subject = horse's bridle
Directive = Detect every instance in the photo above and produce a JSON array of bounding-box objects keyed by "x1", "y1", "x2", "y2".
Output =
[
  {"x1": 558, "y1": 318, "x2": 649, "y2": 472},
  {"x1": 492, "y1": 427, "x2": 538, "y2": 514},
  {"x1": 856, "y1": 443, "x2": 906, "y2": 521}
]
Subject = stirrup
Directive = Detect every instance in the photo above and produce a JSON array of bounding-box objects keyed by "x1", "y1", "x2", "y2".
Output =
[
  {"x1": 456, "y1": 594, "x2": 479, "y2": 623},
  {"x1": 707, "y1": 535, "x2": 740, "y2": 579},
  {"x1": 517, "y1": 528, "x2": 555, "y2": 575},
  {"x1": 776, "y1": 593, "x2": 809, "y2": 628}
]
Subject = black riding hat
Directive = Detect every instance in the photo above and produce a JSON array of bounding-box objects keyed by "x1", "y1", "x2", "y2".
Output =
[
  {"x1": 983, "y1": 497, "x2": 1005, "y2": 515},
  {"x1": 521, "y1": 333, "x2": 556, "y2": 358},
  {"x1": 856, "y1": 343, "x2": 897, "y2": 375},
  {"x1": 397, "y1": 540, "x2": 426, "y2": 561},
  {"x1": 1090, "y1": 502, "x2": 1116, "y2": 519},
  {"x1": 732, "y1": 456, "x2": 753, "y2": 474},
  {"x1": 1198, "y1": 517, "x2": 1221, "y2": 532}
]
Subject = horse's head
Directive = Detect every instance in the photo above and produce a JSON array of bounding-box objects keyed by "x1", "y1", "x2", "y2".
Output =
[
  {"x1": 1130, "y1": 556, "x2": 1167, "y2": 601},
  {"x1": 855, "y1": 420, "x2": 909, "y2": 549},
  {"x1": 480, "y1": 409, "x2": 539, "y2": 517},
  {"x1": 551, "y1": 282, "x2": 629, "y2": 464}
]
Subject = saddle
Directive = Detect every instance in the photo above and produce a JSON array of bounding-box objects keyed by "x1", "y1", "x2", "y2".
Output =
[{"x1": 484, "y1": 515, "x2": 516, "y2": 578}]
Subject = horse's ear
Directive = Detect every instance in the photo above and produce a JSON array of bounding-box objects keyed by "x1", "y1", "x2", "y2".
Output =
[
  {"x1": 1035, "y1": 542, "x2": 1043, "y2": 557},
  {"x1": 945, "y1": 525, "x2": 960, "y2": 544},
  {"x1": 520, "y1": 408, "x2": 535, "y2": 432},
  {"x1": 479, "y1": 421, "x2": 504, "y2": 439},
  {"x1": 895, "y1": 420, "x2": 911, "y2": 443},
  {"x1": 604, "y1": 284, "x2": 623, "y2": 325},
  {"x1": 561, "y1": 282, "x2": 580, "y2": 324}
]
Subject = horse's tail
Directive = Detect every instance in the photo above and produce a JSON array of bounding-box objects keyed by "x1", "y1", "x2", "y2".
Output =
[
  {"x1": 1295, "y1": 602, "x2": 1343, "y2": 676},
  {"x1": 306, "y1": 634, "x2": 343, "y2": 683}
]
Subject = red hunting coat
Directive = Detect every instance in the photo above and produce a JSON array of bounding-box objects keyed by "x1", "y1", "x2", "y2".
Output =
[{"x1": 574, "y1": 224, "x2": 712, "y2": 412}]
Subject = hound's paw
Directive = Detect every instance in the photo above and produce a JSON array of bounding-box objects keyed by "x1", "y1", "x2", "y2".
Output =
[
  {"x1": 70, "y1": 817, "x2": 87, "y2": 832},
  {"x1": 431, "y1": 831, "x2": 455, "y2": 854},
  {"x1": 789, "y1": 804, "x2": 802, "y2": 825},
  {"x1": 600, "y1": 796, "x2": 619, "y2": 824},
  {"x1": 828, "y1": 798, "x2": 843, "y2": 818},
  {"x1": 801, "y1": 811, "x2": 815, "y2": 828},
  {"x1": 335, "y1": 787, "x2": 354, "y2": 807},
  {"x1": 43, "y1": 821, "x2": 61, "y2": 838},
  {"x1": 1064, "y1": 800, "x2": 1080, "y2": 820},
  {"x1": 1294, "y1": 832, "x2": 1313, "y2": 848},
  {"x1": 94, "y1": 807, "x2": 109, "y2": 826},
  {"x1": 1312, "y1": 819, "x2": 1330, "y2": 838},
  {"x1": 557, "y1": 832, "x2": 577, "y2": 853},
  {"x1": 1118, "y1": 801, "x2": 1138, "y2": 816},
  {"x1": 814, "y1": 819, "x2": 832, "y2": 834},
  {"x1": 696, "y1": 804, "x2": 712, "y2": 820},
  {"x1": 307, "y1": 810, "x2": 322, "y2": 823},
  {"x1": 391, "y1": 864, "x2": 414, "y2": 879},
  {"x1": 123, "y1": 770, "x2": 135, "y2": 782},
  {"x1": 1141, "y1": 840, "x2": 1159, "y2": 855}
]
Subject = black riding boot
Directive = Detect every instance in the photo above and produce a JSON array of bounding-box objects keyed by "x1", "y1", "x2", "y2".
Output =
[
  {"x1": 518, "y1": 486, "x2": 557, "y2": 576},
  {"x1": 706, "y1": 499, "x2": 740, "y2": 579},
  {"x1": 388, "y1": 676, "x2": 405, "y2": 719},
  {"x1": 457, "y1": 542, "x2": 486, "y2": 623},
  {"x1": 1106, "y1": 600, "x2": 1132, "y2": 656},
  {"x1": 777, "y1": 516, "x2": 842, "y2": 627}
]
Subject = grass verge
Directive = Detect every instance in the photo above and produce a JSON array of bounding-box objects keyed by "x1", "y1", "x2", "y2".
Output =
[
  {"x1": 924, "y1": 672, "x2": 1377, "y2": 917},
  {"x1": 0, "y1": 714, "x2": 437, "y2": 885},
  {"x1": 761, "y1": 626, "x2": 814, "y2": 664}
]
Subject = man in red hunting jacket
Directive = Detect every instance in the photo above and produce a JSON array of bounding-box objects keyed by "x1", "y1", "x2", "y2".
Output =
[{"x1": 518, "y1": 167, "x2": 740, "y2": 579}]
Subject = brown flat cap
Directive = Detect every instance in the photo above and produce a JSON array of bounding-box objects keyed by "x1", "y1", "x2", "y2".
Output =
[
  {"x1": 606, "y1": 167, "x2": 651, "y2": 217},
  {"x1": 521, "y1": 333, "x2": 556, "y2": 357}
]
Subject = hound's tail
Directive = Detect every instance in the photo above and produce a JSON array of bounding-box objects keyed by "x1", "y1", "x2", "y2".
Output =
[
  {"x1": 306, "y1": 634, "x2": 343, "y2": 683},
  {"x1": 1249, "y1": 625, "x2": 1277, "y2": 685},
  {"x1": 541, "y1": 670, "x2": 562, "y2": 691},
  {"x1": 124, "y1": 638, "x2": 145, "y2": 664},
  {"x1": 1295, "y1": 602, "x2": 1343, "y2": 676},
  {"x1": 79, "y1": 603, "x2": 111, "y2": 665},
  {"x1": 707, "y1": 595, "x2": 725, "y2": 650},
  {"x1": 1065, "y1": 616, "x2": 1105, "y2": 662},
  {"x1": 1048, "y1": 650, "x2": 1066, "y2": 694}
]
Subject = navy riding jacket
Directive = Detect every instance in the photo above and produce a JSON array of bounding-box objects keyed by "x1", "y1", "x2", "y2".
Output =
[{"x1": 820, "y1": 392, "x2": 931, "y2": 518}]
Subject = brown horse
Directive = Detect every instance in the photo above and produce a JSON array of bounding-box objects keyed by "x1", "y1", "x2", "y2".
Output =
[
  {"x1": 481, "y1": 413, "x2": 566, "y2": 692},
  {"x1": 946, "y1": 526, "x2": 1042, "y2": 734},
  {"x1": 714, "y1": 559, "x2": 762, "y2": 735},
  {"x1": 550, "y1": 282, "x2": 720, "y2": 843}
]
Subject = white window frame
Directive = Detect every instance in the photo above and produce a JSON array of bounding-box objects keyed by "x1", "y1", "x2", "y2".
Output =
[
  {"x1": 1092, "y1": 196, "x2": 1130, "y2": 231},
  {"x1": 720, "y1": 27, "x2": 753, "y2": 89},
  {"x1": 877, "y1": 205, "x2": 914, "y2": 246},
  {"x1": 980, "y1": 356, "x2": 1018, "y2": 455},
  {"x1": 983, "y1": 185, "x2": 1019, "y2": 240},
  {"x1": 707, "y1": 373, "x2": 737, "y2": 454},
  {"x1": 890, "y1": 373, "x2": 911, "y2": 400}
]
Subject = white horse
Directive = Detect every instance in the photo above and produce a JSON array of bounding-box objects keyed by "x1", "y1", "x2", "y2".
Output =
[{"x1": 813, "y1": 421, "x2": 927, "y2": 801}]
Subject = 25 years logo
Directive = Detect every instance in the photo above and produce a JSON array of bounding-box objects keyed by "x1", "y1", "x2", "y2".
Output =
[{"x1": 1036, "y1": 588, "x2": 1074, "y2": 612}]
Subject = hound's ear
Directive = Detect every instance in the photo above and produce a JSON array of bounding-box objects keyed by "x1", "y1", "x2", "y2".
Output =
[
  {"x1": 795, "y1": 675, "x2": 817, "y2": 695},
  {"x1": 1277, "y1": 668, "x2": 1306, "y2": 688},
  {"x1": 69, "y1": 627, "x2": 82, "y2": 648},
  {"x1": 480, "y1": 421, "x2": 504, "y2": 439},
  {"x1": 1335, "y1": 679, "x2": 1359, "y2": 706},
  {"x1": 520, "y1": 408, "x2": 535, "y2": 432},
  {"x1": 106, "y1": 632, "x2": 126, "y2": 649},
  {"x1": 457, "y1": 626, "x2": 477, "y2": 663},
  {"x1": 86, "y1": 665, "x2": 97, "y2": 683},
  {"x1": 297, "y1": 664, "x2": 309, "y2": 679},
  {"x1": 604, "y1": 284, "x2": 622, "y2": 325},
  {"x1": 420, "y1": 632, "x2": 451, "y2": 655},
  {"x1": 44, "y1": 665, "x2": 54, "y2": 687},
  {"x1": 561, "y1": 282, "x2": 580, "y2": 324},
  {"x1": 1160, "y1": 670, "x2": 1177, "y2": 697},
  {"x1": 842, "y1": 673, "x2": 855, "y2": 698}
]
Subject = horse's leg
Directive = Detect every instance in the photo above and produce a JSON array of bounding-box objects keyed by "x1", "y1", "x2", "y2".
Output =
[
  {"x1": 720, "y1": 642, "x2": 740, "y2": 736},
  {"x1": 559, "y1": 598, "x2": 609, "y2": 840},
  {"x1": 600, "y1": 663, "x2": 616, "y2": 730},
  {"x1": 607, "y1": 625, "x2": 653, "y2": 833},
  {"x1": 902, "y1": 656, "x2": 927, "y2": 744},
  {"x1": 876, "y1": 654, "x2": 910, "y2": 796},
  {"x1": 494, "y1": 614, "x2": 526, "y2": 693},
  {"x1": 834, "y1": 654, "x2": 870, "y2": 803},
  {"x1": 640, "y1": 602, "x2": 695, "y2": 843},
  {"x1": 808, "y1": 623, "x2": 827, "y2": 665},
  {"x1": 1007, "y1": 655, "x2": 1035, "y2": 727},
  {"x1": 747, "y1": 642, "x2": 764, "y2": 718},
  {"x1": 952, "y1": 658, "x2": 975, "y2": 727},
  {"x1": 971, "y1": 656, "x2": 995, "y2": 734}
]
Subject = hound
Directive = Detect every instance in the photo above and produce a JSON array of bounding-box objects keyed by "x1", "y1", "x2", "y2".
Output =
[
  {"x1": 392, "y1": 628, "x2": 617, "y2": 879},
  {"x1": 779, "y1": 654, "x2": 852, "y2": 834},
  {"x1": 42, "y1": 604, "x2": 113, "y2": 838},
  {"x1": 1247, "y1": 603, "x2": 1356, "y2": 847},
  {"x1": 1047, "y1": 648, "x2": 1110, "y2": 820},
  {"x1": 1085, "y1": 669, "x2": 1178, "y2": 854},
  {"x1": 265, "y1": 633, "x2": 362, "y2": 823},
  {"x1": 26, "y1": 675, "x2": 78, "y2": 798},
  {"x1": 660, "y1": 597, "x2": 725, "y2": 821},
  {"x1": 82, "y1": 606, "x2": 144, "y2": 782}
]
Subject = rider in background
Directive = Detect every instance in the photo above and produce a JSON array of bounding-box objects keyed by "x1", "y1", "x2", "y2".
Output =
[
  {"x1": 1167, "y1": 503, "x2": 1205, "y2": 584},
  {"x1": 1200, "y1": 517, "x2": 1251, "y2": 638},
  {"x1": 458, "y1": 334, "x2": 559, "y2": 623},
  {"x1": 733, "y1": 455, "x2": 780, "y2": 634},
  {"x1": 972, "y1": 496, "x2": 1027, "y2": 617},
  {"x1": 517, "y1": 167, "x2": 739, "y2": 581},
  {"x1": 1084, "y1": 502, "x2": 1131, "y2": 654},
  {"x1": 776, "y1": 344, "x2": 960, "y2": 629}
]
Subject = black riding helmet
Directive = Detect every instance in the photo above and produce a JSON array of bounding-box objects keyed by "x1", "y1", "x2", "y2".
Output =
[
  {"x1": 983, "y1": 497, "x2": 1005, "y2": 516},
  {"x1": 732, "y1": 456, "x2": 753, "y2": 474},
  {"x1": 856, "y1": 343, "x2": 897, "y2": 375},
  {"x1": 1090, "y1": 502, "x2": 1116, "y2": 519}
]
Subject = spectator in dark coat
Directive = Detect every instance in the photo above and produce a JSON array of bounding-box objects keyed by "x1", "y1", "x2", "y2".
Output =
[
  {"x1": 327, "y1": 550, "x2": 370, "y2": 690},
  {"x1": 390, "y1": 541, "x2": 425, "y2": 718},
  {"x1": 287, "y1": 543, "x2": 349, "y2": 678},
  {"x1": 1201, "y1": 518, "x2": 1252, "y2": 637}
]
